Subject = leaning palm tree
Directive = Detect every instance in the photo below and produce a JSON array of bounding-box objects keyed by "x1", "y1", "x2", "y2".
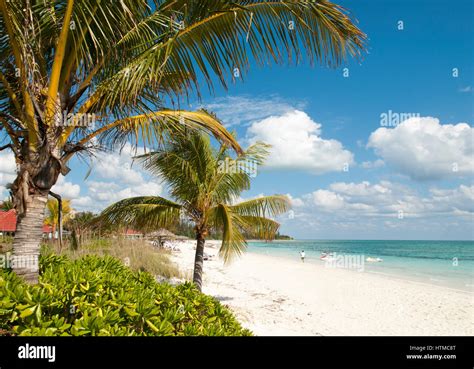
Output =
[
  {"x1": 99, "y1": 132, "x2": 290, "y2": 291},
  {"x1": 0, "y1": 1, "x2": 365, "y2": 282},
  {"x1": 44, "y1": 198, "x2": 73, "y2": 241}
]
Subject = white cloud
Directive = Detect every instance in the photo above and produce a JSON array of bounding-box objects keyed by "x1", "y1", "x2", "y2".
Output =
[
  {"x1": 203, "y1": 95, "x2": 305, "y2": 127},
  {"x1": 361, "y1": 159, "x2": 385, "y2": 169},
  {"x1": 70, "y1": 144, "x2": 163, "y2": 212},
  {"x1": 73, "y1": 180, "x2": 163, "y2": 212},
  {"x1": 0, "y1": 151, "x2": 15, "y2": 174},
  {"x1": 293, "y1": 181, "x2": 474, "y2": 219},
  {"x1": 51, "y1": 175, "x2": 81, "y2": 199},
  {"x1": 459, "y1": 86, "x2": 472, "y2": 93},
  {"x1": 428, "y1": 185, "x2": 474, "y2": 213},
  {"x1": 92, "y1": 143, "x2": 147, "y2": 185},
  {"x1": 0, "y1": 151, "x2": 16, "y2": 199},
  {"x1": 307, "y1": 189, "x2": 345, "y2": 211},
  {"x1": 368, "y1": 117, "x2": 473, "y2": 180},
  {"x1": 246, "y1": 110, "x2": 354, "y2": 174},
  {"x1": 286, "y1": 193, "x2": 304, "y2": 207}
]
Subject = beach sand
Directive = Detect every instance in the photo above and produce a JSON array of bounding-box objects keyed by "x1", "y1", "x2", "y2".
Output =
[{"x1": 169, "y1": 240, "x2": 474, "y2": 336}]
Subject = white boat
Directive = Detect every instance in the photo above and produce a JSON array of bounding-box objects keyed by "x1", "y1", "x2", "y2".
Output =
[
  {"x1": 366, "y1": 257, "x2": 383, "y2": 262},
  {"x1": 320, "y1": 252, "x2": 335, "y2": 261}
]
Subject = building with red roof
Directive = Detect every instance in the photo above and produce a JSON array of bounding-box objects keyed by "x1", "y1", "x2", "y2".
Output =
[
  {"x1": 0, "y1": 210, "x2": 17, "y2": 234},
  {"x1": 0, "y1": 210, "x2": 55, "y2": 238}
]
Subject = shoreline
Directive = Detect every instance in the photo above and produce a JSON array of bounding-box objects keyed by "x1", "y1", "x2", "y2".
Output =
[
  {"x1": 169, "y1": 240, "x2": 474, "y2": 336},
  {"x1": 246, "y1": 250, "x2": 473, "y2": 294},
  {"x1": 246, "y1": 240, "x2": 474, "y2": 293}
]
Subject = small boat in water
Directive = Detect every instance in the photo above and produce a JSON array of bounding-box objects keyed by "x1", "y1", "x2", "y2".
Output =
[
  {"x1": 320, "y1": 252, "x2": 335, "y2": 261},
  {"x1": 366, "y1": 257, "x2": 383, "y2": 262}
]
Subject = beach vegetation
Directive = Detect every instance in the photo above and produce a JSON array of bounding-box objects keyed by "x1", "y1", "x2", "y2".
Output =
[{"x1": 0, "y1": 253, "x2": 251, "y2": 336}]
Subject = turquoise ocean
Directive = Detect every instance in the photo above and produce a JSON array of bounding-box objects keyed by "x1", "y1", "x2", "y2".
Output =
[{"x1": 247, "y1": 240, "x2": 474, "y2": 292}]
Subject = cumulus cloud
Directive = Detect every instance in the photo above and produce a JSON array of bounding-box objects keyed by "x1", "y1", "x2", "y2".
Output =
[
  {"x1": 367, "y1": 117, "x2": 473, "y2": 180},
  {"x1": 92, "y1": 143, "x2": 148, "y2": 185},
  {"x1": 51, "y1": 175, "x2": 81, "y2": 199},
  {"x1": 308, "y1": 189, "x2": 345, "y2": 211},
  {"x1": 292, "y1": 181, "x2": 474, "y2": 221},
  {"x1": 70, "y1": 143, "x2": 163, "y2": 212},
  {"x1": 361, "y1": 159, "x2": 385, "y2": 169},
  {"x1": 73, "y1": 180, "x2": 163, "y2": 212},
  {"x1": 0, "y1": 151, "x2": 16, "y2": 199},
  {"x1": 203, "y1": 95, "x2": 305, "y2": 127},
  {"x1": 69, "y1": 143, "x2": 165, "y2": 212},
  {"x1": 246, "y1": 110, "x2": 354, "y2": 174},
  {"x1": 286, "y1": 193, "x2": 304, "y2": 207}
]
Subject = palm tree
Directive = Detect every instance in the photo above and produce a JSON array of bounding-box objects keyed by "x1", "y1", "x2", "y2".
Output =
[
  {"x1": 100, "y1": 132, "x2": 290, "y2": 291},
  {"x1": 0, "y1": 198, "x2": 13, "y2": 211},
  {"x1": 67, "y1": 211, "x2": 96, "y2": 250},
  {"x1": 0, "y1": 1, "x2": 366, "y2": 283},
  {"x1": 44, "y1": 198, "x2": 73, "y2": 241}
]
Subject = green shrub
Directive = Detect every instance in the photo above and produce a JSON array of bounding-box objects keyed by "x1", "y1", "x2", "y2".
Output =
[{"x1": 0, "y1": 254, "x2": 251, "y2": 336}]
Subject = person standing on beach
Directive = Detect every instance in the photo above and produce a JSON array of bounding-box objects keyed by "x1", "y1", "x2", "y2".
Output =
[{"x1": 300, "y1": 250, "x2": 305, "y2": 263}]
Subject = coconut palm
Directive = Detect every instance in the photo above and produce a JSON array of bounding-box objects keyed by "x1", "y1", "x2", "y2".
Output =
[
  {"x1": 67, "y1": 211, "x2": 96, "y2": 250},
  {"x1": 0, "y1": 1, "x2": 366, "y2": 282},
  {"x1": 99, "y1": 132, "x2": 290, "y2": 291},
  {"x1": 44, "y1": 198, "x2": 73, "y2": 239},
  {"x1": 0, "y1": 197, "x2": 13, "y2": 211}
]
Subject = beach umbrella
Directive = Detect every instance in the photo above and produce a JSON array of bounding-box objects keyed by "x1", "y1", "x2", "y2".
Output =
[{"x1": 148, "y1": 228, "x2": 177, "y2": 247}]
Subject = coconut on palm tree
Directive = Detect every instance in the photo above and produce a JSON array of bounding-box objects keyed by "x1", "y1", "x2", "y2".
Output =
[
  {"x1": 0, "y1": 1, "x2": 366, "y2": 282},
  {"x1": 99, "y1": 132, "x2": 290, "y2": 291}
]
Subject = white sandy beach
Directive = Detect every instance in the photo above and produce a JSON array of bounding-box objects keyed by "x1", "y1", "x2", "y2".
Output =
[{"x1": 169, "y1": 240, "x2": 474, "y2": 336}]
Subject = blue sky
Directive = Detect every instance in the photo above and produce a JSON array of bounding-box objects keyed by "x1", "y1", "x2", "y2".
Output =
[{"x1": 1, "y1": 0, "x2": 472, "y2": 240}]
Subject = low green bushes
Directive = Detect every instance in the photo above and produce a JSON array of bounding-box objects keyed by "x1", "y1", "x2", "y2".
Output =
[{"x1": 0, "y1": 254, "x2": 251, "y2": 336}]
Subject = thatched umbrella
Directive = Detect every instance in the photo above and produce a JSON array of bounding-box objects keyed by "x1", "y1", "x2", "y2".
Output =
[{"x1": 148, "y1": 228, "x2": 177, "y2": 247}]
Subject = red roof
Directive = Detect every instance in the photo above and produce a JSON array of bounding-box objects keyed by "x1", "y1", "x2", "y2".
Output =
[
  {"x1": 0, "y1": 210, "x2": 53, "y2": 234},
  {"x1": 0, "y1": 210, "x2": 16, "y2": 232},
  {"x1": 124, "y1": 229, "x2": 142, "y2": 235}
]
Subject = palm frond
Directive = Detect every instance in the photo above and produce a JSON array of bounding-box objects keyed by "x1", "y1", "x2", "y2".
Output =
[
  {"x1": 65, "y1": 109, "x2": 242, "y2": 154},
  {"x1": 239, "y1": 215, "x2": 281, "y2": 241},
  {"x1": 209, "y1": 203, "x2": 247, "y2": 263},
  {"x1": 99, "y1": 196, "x2": 182, "y2": 232},
  {"x1": 230, "y1": 195, "x2": 291, "y2": 218},
  {"x1": 207, "y1": 141, "x2": 270, "y2": 204},
  {"x1": 96, "y1": 0, "x2": 367, "y2": 101}
]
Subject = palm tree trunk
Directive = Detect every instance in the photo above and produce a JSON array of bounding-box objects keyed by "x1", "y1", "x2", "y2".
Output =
[
  {"x1": 193, "y1": 233, "x2": 206, "y2": 292},
  {"x1": 12, "y1": 195, "x2": 47, "y2": 284},
  {"x1": 49, "y1": 191, "x2": 63, "y2": 249}
]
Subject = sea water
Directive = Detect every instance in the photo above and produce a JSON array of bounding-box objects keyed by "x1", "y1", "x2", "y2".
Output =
[{"x1": 247, "y1": 240, "x2": 474, "y2": 292}]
